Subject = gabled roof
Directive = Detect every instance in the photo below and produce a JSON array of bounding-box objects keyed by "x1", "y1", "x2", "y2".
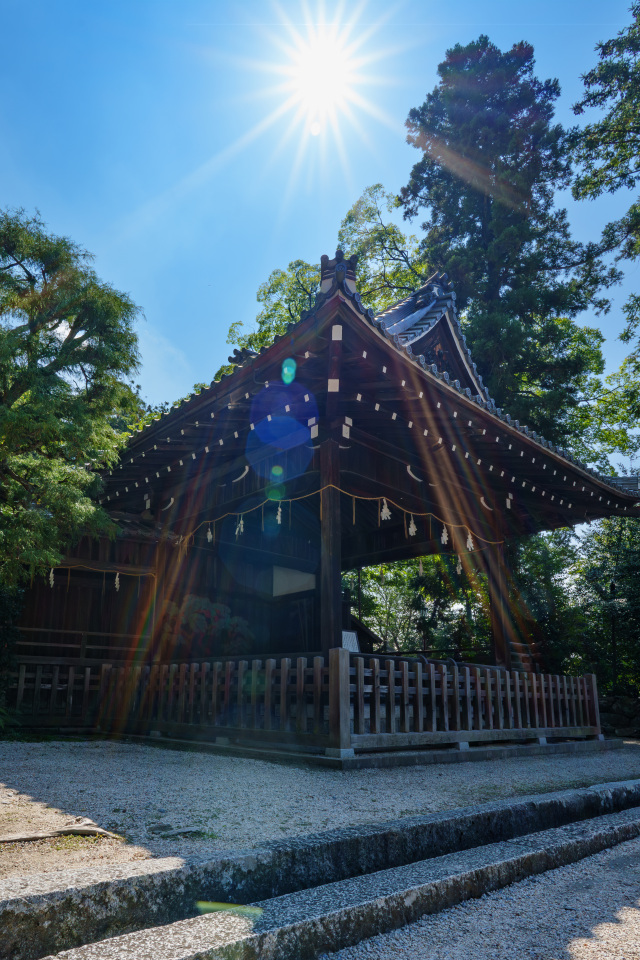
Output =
[
  {"x1": 373, "y1": 272, "x2": 488, "y2": 400},
  {"x1": 111, "y1": 250, "x2": 637, "y2": 512}
]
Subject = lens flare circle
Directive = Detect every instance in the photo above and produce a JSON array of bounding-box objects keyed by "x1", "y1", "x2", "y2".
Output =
[
  {"x1": 282, "y1": 357, "x2": 297, "y2": 384},
  {"x1": 246, "y1": 381, "x2": 318, "y2": 483}
]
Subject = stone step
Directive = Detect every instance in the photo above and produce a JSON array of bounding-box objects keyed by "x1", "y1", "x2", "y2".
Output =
[
  {"x1": 41, "y1": 807, "x2": 640, "y2": 960},
  {"x1": 3, "y1": 776, "x2": 637, "y2": 960}
]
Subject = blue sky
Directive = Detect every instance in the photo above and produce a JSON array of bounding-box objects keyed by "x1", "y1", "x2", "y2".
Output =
[{"x1": 1, "y1": 0, "x2": 636, "y2": 405}]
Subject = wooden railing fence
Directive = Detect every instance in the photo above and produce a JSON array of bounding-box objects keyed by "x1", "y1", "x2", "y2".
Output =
[{"x1": 9, "y1": 648, "x2": 602, "y2": 754}]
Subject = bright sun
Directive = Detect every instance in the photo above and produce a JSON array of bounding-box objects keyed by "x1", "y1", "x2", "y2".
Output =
[
  {"x1": 193, "y1": 4, "x2": 398, "y2": 202},
  {"x1": 286, "y1": 25, "x2": 358, "y2": 136}
]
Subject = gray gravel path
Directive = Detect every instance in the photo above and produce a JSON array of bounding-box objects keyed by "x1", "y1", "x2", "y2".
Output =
[
  {"x1": 322, "y1": 835, "x2": 640, "y2": 960},
  {"x1": 3, "y1": 740, "x2": 640, "y2": 862}
]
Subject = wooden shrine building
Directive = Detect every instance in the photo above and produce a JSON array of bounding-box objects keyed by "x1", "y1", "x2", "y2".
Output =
[{"x1": 11, "y1": 251, "x2": 640, "y2": 759}]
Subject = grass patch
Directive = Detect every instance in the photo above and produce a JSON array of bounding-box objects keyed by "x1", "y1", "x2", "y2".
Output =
[{"x1": 52, "y1": 834, "x2": 111, "y2": 851}]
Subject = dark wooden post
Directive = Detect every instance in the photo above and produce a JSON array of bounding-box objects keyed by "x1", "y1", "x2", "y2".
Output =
[
  {"x1": 485, "y1": 542, "x2": 511, "y2": 669},
  {"x1": 327, "y1": 646, "x2": 353, "y2": 756},
  {"x1": 320, "y1": 439, "x2": 342, "y2": 655}
]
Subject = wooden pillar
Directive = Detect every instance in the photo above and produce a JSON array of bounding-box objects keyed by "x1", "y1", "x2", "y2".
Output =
[
  {"x1": 320, "y1": 439, "x2": 342, "y2": 655},
  {"x1": 486, "y1": 542, "x2": 511, "y2": 669},
  {"x1": 327, "y1": 646, "x2": 353, "y2": 756}
]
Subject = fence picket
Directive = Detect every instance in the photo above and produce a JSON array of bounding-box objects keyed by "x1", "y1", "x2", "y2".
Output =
[
  {"x1": 545, "y1": 675, "x2": 554, "y2": 727},
  {"x1": 264, "y1": 659, "x2": 275, "y2": 730},
  {"x1": 451, "y1": 664, "x2": 461, "y2": 731},
  {"x1": 439, "y1": 664, "x2": 449, "y2": 732},
  {"x1": 313, "y1": 657, "x2": 323, "y2": 733},
  {"x1": 385, "y1": 660, "x2": 396, "y2": 734},
  {"x1": 504, "y1": 672, "x2": 513, "y2": 729},
  {"x1": 355, "y1": 657, "x2": 365, "y2": 735},
  {"x1": 211, "y1": 662, "x2": 221, "y2": 725},
  {"x1": 279, "y1": 658, "x2": 291, "y2": 731},
  {"x1": 49, "y1": 665, "x2": 59, "y2": 715},
  {"x1": 484, "y1": 669, "x2": 493, "y2": 730},
  {"x1": 513, "y1": 672, "x2": 522, "y2": 729},
  {"x1": 188, "y1": 664, "x2": 197, "y2": 723},
  {"x1": 33, "y1": 665, "x2": 43, "y2": 716},
  {"x1": 414, "y1": 662, "x2": 424, "y2": 733},
  {"x1": 237, "y1": 661, "x2": 247, "y2": 728},
  {"x1": 496, "y1": 671, "x2": 504, "y2": 729},
  {"x1": 296, "y1": 657, "x2": 307, "y2": 734},
  {"x1": 251, "y1": 660, "x2": 261, "y2": 729},
  {"x1": 540, "y1": 675, "x2": 548, "y2": 727},
  {"x1": 400, "y1": 661, "x2": 410, "y2": 733},
  {"x1": 473, "y1": 667, "x2": 482, "y2": 731},
  {"x1": 577, "y1": 676, "x2": 586, "y2": 726},
  {"x1": 429, "y1": 663, "x2": 437, "y2": 732},
  {"x1": 371, "y1": 658, "x2": 381, "y2": 734},
  {"x1": 523, "y1": 673, "x2": 531, "y2": 728}
]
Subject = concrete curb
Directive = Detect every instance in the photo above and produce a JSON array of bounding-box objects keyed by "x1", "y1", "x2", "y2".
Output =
[
  {"x1": 40, "y1": 807, "x2": 640, "y2": 960},
  {"x1": 125, "y1": 733, "x2": 623, "y2": 769},
  {"x1": 4, "y1": 779, "x2": 640, "y2": 960}
]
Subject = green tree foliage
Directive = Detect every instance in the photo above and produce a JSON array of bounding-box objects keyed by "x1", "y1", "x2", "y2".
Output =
[
  {"x1": 214, "y1": 260, "x2": 320, "y2": 381},
  {"x1": 572, "y1": 517, "x2": 640, "y2": 691},
  {"x1": 572, "y1": 3, "x2": 640, "y2": 265},
  {"x1": 337, "y1": 184, "x2": 427, "y2": 312},
  {"x1": 565, "y1": 356, "x2": 640, "y2": 467},
  {"x1": 217, "y1": 186, "x2": 427, "y2": 380},
  {"x1": 0, "y1": 209, "x2": 140, "y2": 586},
  {"x1": 505, "y1": 530, "x2": 587, "y2": 674},
  {"x1": 399, "y1": 35, "x2": 616, "y2": 445},
  {"x1": 344, "y1": 555, "x2": 491, "y2": 658},
  {"x1": 571, "y1": 2, "x2": 640, "y2": 441}
]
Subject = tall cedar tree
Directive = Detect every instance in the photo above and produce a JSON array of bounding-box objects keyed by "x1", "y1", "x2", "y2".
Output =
[
  {"x1": 0, "y1": 209, "x2": 140, "y2": 586},
  {"x1": 572, "y1": 3, "x2": 640, "y2": 377},
  {"x1": 400, "y1": 36, "x2": 616, "y2": 445}
]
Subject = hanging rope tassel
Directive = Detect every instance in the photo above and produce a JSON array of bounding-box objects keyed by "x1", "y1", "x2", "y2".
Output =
[
  {"x1": 409, "y1": 515, "x2": 417, "y2": 537},
  {"x1": 207, "y1": 524, "x2": 213, "y2": 543},
  {"x1": 115, "y1": 572, "x2": 120, "y2": 592},
  {"x1": 466, "y1": 529, "x2": 474, "y2": 551},
  {"x1": 441, "y1": 525, "x2": 449, "y2": 545},
  {"x1": 380, "y1": 498, "x2": 392, "y2": 521},
  {"x1": 456, "y1": 555, "x2": 462, "y2": 575},
  {"x1": 276, "y1": 503, "x2": 282, "y2": 525},
  {"x1": 49, "y1": 568, "x2": 54, "y2": 589}
]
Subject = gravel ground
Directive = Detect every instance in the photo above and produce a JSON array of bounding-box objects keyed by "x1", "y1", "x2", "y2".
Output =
[
  {"x1": 321, "y1": 834, "x2": 640, "y2": 960},
  {"x1": 3, "y1": 739, "x2": 640, "y2": 878}
]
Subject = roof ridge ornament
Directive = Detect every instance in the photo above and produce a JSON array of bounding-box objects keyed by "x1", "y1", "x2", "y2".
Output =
[
  {"x1": 300, "y1": 249, "x2": 374, "y2": 323},
  {"x1": 320, "y1": 249, "x2": 359, "y2": 295}
]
